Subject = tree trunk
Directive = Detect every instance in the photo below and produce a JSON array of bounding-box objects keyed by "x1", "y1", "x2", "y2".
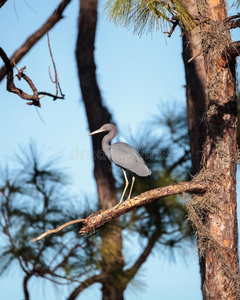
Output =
[
  {"x1": 181, "y1": 0, "x2": 208, "y2": 290},
  {"x1": 75, "y1": 1, "x2": 124, "y2": 299},
  {"x1": 101, "y1": 285, "x2": 124, "y2": 300},
  {"x1": 194, "y1": 0, "x2": 239, "y2": 298},
  {"x1": 182, "y1": 3, "x2": 207, "y2": 175}
]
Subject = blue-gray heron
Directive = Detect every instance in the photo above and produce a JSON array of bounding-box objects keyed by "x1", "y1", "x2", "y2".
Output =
[{"x1": 88, "y1": 123, "x2": 151, "y2": 205}]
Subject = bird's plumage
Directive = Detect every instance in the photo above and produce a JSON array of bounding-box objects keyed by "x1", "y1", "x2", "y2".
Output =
[
  {"x1": 110, "y1": 142, "x2": 151, "y2": 176},
  {"x1": 88, "y1": 123, "x2": 151, "y2": 205}
]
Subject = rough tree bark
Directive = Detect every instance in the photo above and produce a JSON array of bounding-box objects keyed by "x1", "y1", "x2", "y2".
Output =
[
  {"x1": 181, "y1": 0, "x2": 208, "y2": 292},
  {"x1": 182, "y1": 0, "x2": 207, "y2": 175},
  {"x1": 194, "y1": 0, "x2": 239, "y2": 298},
  {"x1": 75, "y1": 1, "x2": 124, "y2": 299}
]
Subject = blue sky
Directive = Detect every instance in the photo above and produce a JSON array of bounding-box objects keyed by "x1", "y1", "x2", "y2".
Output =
[{"x1": 0, "y1": 0, "x2": 239, "y2": 299}]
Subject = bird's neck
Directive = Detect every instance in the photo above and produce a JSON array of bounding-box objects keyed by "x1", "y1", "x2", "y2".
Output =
[
  {"x1": 102, "y1": 127, "x2": 117, "y2": 161},
  {"x1": 102, "y1": 137, "x2": 111, "y2": 160}
]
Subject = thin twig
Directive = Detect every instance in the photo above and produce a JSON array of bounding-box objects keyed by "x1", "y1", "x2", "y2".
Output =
[
  {"x1": 31, "y1": 219, "x2": 85, "y2": 241},
  {"x1": 38, "y1": 91, "x2": 65, "y2": 100},
  {"x1": 47, "y1": 32, "x2": 59, "y2": 96},
  {"x1": 164, "y1": 17, "x2": 179, "y2": 37}
]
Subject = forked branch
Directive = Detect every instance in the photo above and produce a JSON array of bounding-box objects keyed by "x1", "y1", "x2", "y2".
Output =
[
  {"x1": 0, "y1": 47, "x2": 65, "y2": 106},
  {"x1": 31, "y1": 180, "x2": 207, "y2": 241}
]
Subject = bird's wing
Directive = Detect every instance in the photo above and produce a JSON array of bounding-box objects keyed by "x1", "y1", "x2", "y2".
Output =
[{"x1": 110, "y1": 142, "x2": 151, "y2": 176}]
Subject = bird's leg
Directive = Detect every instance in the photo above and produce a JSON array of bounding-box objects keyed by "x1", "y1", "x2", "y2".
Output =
[
  {"x1": 127, "y1": 176, "x2": 135, "y2": 199},
  {"x1": 115, "y1": 169, "x2": 128, "y2": 208}
]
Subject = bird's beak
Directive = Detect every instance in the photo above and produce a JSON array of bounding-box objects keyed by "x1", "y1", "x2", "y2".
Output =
[{"x1": 88, "y1": 128, "x2": 105, "y2": 136}]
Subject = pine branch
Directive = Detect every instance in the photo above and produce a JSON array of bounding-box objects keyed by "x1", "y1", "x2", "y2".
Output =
[
  {"x1": 124, "y1": 228, "x2": 162, "y2": 282},
  {"x1": 66, "y1": 274, "x2": 107, "y2": 300},
  {"x1": 79, "y1": 181, "x2": 206, "y2": 235},
  {"x1": 31, "y1": 180, "x2": 207, "y2": 241},
  {"x1": 103, "y1": 0, "x2": 196, "y2": 35},
  {"x1": 0, "y1": 0, "x2": 73, "y2": 82}
]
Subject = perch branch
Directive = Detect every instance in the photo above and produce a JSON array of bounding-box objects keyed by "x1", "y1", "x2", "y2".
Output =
[
  {"x1": 0, "y1": 0, "x2": 72, "y2": 82},
  {"x1": 31, "y1": 180, "x2": 207, "y2": 241},
  {"x1": 79, "y1": 180, "x2": 206, "y2": 235}
]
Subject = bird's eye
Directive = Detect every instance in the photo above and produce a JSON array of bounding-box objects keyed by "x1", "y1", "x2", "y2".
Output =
[{"x1": 102, "y1": 126, "x2": 106, "y2": 130}]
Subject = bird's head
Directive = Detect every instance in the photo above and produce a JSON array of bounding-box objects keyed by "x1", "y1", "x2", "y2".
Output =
[{"x1": 88, "y1": 123, "x2": 117, "y2": 136}]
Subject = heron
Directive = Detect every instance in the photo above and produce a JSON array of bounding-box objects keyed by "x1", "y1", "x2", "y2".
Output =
[{"x1": 88, "y1": 123, "x2": 151, "y2": 206}]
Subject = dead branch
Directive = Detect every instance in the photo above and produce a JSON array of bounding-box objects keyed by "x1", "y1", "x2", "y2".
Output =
[
  {"x1": 0, "y1": 47, "x2": 40, "y2": 106},
  {"x1": 0, "y1": 0, "x2": 73, "y2": 82},
  {"x1": 31, "y1": 180, "x2": 207, "y2": 241},
  {"x1": 164, "y1": 17, "x2": 179, "y2": 38},
  {"x1": 224, "y1": 13, "x2": 240, "y2": 30},
  {"x1": 225, "y1": 41, "x2": 240, "y2": 58},
  {"x1": 38, "y1": 91, "x2": 65, "y2": 100},
  {"x1": 0, "y1": 48, "x2": 65, "y2": 105}
]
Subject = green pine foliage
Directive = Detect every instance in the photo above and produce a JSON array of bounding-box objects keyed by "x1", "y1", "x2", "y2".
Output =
[
  {"x1": 103, "y1": 0, "x2": 196, "y2": 35},
  {"x1": 0, "y1": 143, "x2": 100, "y2": 293}
]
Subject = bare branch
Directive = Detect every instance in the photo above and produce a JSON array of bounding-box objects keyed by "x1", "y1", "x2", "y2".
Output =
[
  {"x1": 38, "y1": 91, "x2": 65, "y2": 100},
  {"x1": 30, "y1": 219, "x2": 84, "y2": 242},
  {"x1": 0, "y1": 48, "x2": 65, "y2": 105},
  {"x1": 164, "y1": 16, "x2": 179, "y2": 38},
  {"x1": 0, "y1": 0, "x2": 73, "y2": 82},
  {"x1": 0, "y1": 47, "x2": 40, "y2": 106},
  {"x1": 66, "y1": 274, "x2": 107, "y2": 300},
  {"x1": 224, "y1": 13, "x2": 240, "y2": 30}
]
